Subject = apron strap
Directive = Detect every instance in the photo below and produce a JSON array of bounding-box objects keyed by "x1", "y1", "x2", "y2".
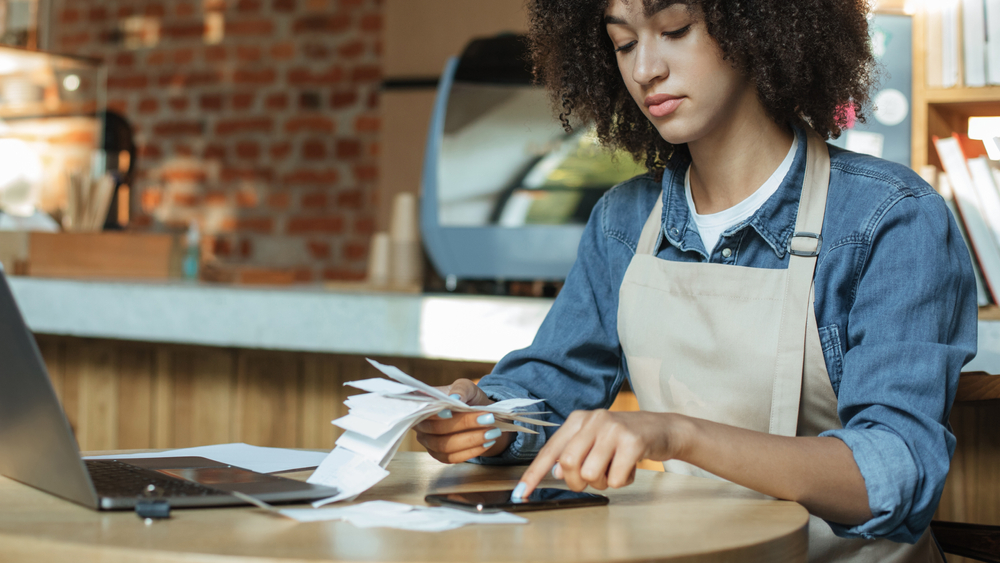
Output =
[
  {"x1": 636, "y1": 193, "x2": 664, "y2": 256},
  {"x1": 769, "y1": 131, "x2": 831, "y2": 436}
]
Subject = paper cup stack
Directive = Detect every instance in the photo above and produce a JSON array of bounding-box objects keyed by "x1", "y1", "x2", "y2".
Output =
[{"x1": 367, "y1": 192, "x2": 422, "y2": 289}]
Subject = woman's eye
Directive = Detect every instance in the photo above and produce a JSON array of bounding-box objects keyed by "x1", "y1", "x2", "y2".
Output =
[
  {"x1": 614, "y1": 41, "x2": 637, "y2": 54},
  {"x1": 663, "y1": 25, "x2": 691, "y2": 38}
]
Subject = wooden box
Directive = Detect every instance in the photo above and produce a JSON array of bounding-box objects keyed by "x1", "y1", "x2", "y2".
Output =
[{"x1": 0, "y1": 232, "x2": 183, "y2": 280}]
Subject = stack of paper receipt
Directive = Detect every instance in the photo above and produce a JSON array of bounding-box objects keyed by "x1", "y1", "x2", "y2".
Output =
[{"x1": 306, "y1": 359, "x2": 555, "y2": 507}]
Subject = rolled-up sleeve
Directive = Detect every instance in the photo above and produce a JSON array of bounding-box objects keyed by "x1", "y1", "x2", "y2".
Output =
[
  {"x1": 820, "y1": 191, "x2": 977, "y2": 542},
  {"x1": 473, "y1": 193, "x2": 629, "y2": 464}
]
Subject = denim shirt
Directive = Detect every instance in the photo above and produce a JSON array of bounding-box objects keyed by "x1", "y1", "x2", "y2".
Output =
[{"x1": 475, "y1": 127, "x2": 979, "y2": 543}]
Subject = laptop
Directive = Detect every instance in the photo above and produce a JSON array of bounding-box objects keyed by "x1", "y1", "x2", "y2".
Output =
[{"x1": 0, "y1": 268, "x2": 338, "y2": 510}]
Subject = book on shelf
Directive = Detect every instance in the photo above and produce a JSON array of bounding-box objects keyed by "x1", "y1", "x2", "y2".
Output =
[
  {"x1": 963, "y1": 0, "x2": 988, "y2": 86},
  {"x1": 927, "y1": 4, "x2": 945, "y2": 88},
  {"x1": 933, "y1": 135, "x2": 1000, "y2": 303},
  {"x1": 988, "y1": 0, "x2": 1000, "y2": 83},
  {"x1": 943, "y1": 0, "x2": 962, "y2": 88}
]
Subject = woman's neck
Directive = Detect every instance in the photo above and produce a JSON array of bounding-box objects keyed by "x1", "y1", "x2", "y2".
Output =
[{"x1": 685, "y1": 97, "x2": 794, "y2": 215}]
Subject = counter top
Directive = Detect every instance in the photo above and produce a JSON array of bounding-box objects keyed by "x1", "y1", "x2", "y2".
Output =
[{"x1": 7, "y1": 276, "x2": 1000, "y2": 372}]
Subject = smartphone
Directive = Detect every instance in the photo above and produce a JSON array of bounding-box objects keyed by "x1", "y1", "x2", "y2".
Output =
[{"x1": 424, "y1": 488, "x2": 609, "y2": 513}]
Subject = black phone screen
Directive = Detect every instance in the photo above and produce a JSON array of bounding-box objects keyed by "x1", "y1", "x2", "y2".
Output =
[{"x1": 424, "y1": 488, "x2": 609, "y2": 512}]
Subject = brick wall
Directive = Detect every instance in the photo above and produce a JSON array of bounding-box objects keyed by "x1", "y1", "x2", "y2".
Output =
[{"x1": 50, "y1": 0, "x2": 382, "y2": 283}]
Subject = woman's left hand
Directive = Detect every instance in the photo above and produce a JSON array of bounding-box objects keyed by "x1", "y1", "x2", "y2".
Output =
[{"x1": 513, "y1": 409, "x2": 688, "y2": 499}]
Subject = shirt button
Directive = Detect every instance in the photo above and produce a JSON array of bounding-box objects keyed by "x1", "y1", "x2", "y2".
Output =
[
  {"x1": 670, "y1": 227, "x2": 679, "y2": 236},
  {"x1": 721, "y1": 248, "x2": 732, "y2": 258}
]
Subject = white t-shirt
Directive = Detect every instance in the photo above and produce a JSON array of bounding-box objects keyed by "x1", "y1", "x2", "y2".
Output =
[{"x1": 685, "y1": 131, "x2": 798, "y2": 255}]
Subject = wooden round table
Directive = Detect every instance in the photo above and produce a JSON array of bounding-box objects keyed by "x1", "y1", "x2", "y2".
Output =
[{"x1": 0, "y1": 452, "x2": 809, "y2": 562}]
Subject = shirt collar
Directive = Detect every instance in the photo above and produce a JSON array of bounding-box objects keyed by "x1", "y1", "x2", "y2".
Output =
[{"x1": 659, "y1": 122, "x2": 810, "y2": 259}]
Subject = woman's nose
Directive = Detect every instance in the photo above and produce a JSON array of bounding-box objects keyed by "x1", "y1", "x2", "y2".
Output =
[{"x1": 631, "y1": 41, "x2": 669, "y2": 86}]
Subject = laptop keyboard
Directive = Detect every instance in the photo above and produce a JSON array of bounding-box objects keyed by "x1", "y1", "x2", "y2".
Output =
[{"x1": 85, "y1": 460, "x2": 225, "y2": 498}]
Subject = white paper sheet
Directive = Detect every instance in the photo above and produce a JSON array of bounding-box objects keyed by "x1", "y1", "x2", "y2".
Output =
[
  {"x1": 84, "y1": 443, "x2": 329, "y2": 474},
  {"x1": 277, "y1": 500, "x2": 527, "y2": 530},
  {"x1": 307, "y1": 448, "x2": 390, "y2": 506}
]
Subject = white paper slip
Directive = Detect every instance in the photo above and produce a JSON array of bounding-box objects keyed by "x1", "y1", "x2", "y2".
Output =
[
  {"x1": 342, "y1": 393, "x2": 431, "y2": 426},
  {"x1": 84, "y1": 443, "x2": 328, "y2": 474},
  {"x1": 335, "y1": 407, "x2": 438, "y2": 466},
  {"x1": 346, "y1": 378, "x2": 418, "y2": 396},
  {"x1": 276, "y1": 500, "x2": 527, "y2": 531},
  {"x1": 308, "y1": 448, "x2": 390, "y2": 507},
  {"x1": 366, "y1": 358, "x2": 465, "y2": 407}
]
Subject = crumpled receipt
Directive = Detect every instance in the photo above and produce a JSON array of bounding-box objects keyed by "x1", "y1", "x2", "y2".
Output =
[{"x1": 276, "y1": 500, "x2": 527, "y2": 531}]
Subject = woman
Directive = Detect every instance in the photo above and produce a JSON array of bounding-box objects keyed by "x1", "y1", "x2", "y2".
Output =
[{"x1": 415, "y1": 1, "x2": 977, "y2": 560}]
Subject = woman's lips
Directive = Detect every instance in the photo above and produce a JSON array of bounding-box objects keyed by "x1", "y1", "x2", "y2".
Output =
[{"x1": 645, "y1": 94, "x2": 683, "y2": 118}]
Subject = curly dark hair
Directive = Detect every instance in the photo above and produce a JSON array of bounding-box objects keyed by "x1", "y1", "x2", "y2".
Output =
[{"x1": 527, "y1": 0, "x2": 876, "y2": 175}]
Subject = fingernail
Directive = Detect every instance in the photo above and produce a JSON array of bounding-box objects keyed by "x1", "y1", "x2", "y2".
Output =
[
  {"x1": 484, "y1": 428, "x2": 502, "y2": 440},
  {"x1": 511, "y1": 482, "x2": 527, "y2": 500},
  {"x1": 552, "y1": 463, "x2": 563, "y2": 479},
  {"x1": 477, "y1": 413, "x2": 495, "y2": 425},
  {"x1": 438, "y1": 409, "x2": 452, "y2": 419},
  {"x1": 482, "y1": 440, "x2": 496, "y2": 449},
  {"x1": 449, "y1": 393, "x2": 461, "y2": 401}
]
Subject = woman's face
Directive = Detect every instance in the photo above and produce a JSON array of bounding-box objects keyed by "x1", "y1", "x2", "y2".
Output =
[{"x1": 605, "y1": 0, "x2": 755, "y2": 146}]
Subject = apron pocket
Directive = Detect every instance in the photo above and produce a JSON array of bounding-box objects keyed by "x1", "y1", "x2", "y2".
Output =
[{"x1": 818, "y1": 324, "x2": 844, "y2": 395}]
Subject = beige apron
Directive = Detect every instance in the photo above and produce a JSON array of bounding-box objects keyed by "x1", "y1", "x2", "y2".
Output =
[{"x1": 616, "y1": 131, "x2": 941, "y2": 563}]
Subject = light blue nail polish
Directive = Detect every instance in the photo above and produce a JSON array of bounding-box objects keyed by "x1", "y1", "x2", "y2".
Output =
[
  {"x1": 511, "y1": 482, "x2": 527, "y2": 501},
  {"x1": 438, "y1": 409, "x2": 452, "y2": 419},
  {"x1": 484, "y1": 428, "x2": 502, "y2": 440},
  {"x1": 551, "y1": 462, "x2": 561, "y2": 478},
  {"x1": 477, "y1": 413, "x2": 495, "y2": 425},
  {"x1": 482, "y1": 440, "x2": 496, "y2": 449},
  {"x1": 449, "y1": 393, "x2": 461, "y2": 401}
]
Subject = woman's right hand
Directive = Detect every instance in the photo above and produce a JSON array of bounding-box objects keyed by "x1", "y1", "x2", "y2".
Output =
[{"x1": 413, "y1": 378, "x2": 514, "y2": 463}]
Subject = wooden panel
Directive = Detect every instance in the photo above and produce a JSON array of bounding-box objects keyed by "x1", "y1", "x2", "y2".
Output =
[
  {"x1": 235, "y1": 351, "x2": 301, "y2": 448},
  {"x1": 168, "y1": 346, "x2": 236, "y2": 448},
  {"x1": 938, "y1": 401, "x2": 1000, "y2": 525},
  {"x1": 71, "y1": 340, "x2": 118, "y2": 451},
  {"x1": 26, "y1": 232, "x2": 182, "y2": 280},
  {"x1": 115, "y1": 343, "x2": 155, "y2": 450},
  {"x1": 299, "y1": 355, "x2": 354, "y2": 450},
  {"x1": 151, "y1": 346, "x2": 175, "y2": 449}
]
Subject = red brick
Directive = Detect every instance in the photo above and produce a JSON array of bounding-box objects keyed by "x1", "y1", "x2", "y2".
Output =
[
  {"x1": 147, "y1": 52, "x2": 167, "y2": 66},
  {"x1": 107, "y1": 99, "x2": 129, "y2": 114},
  {"x1": 226, "y1": 19, "x2": 274, "y2": 35},
  {"x1": 173, "y1": 192, "x2": 202, "y2": 206},
  {"x1": 154, "y1": 121, "x2": 204, "y2": 136},
  {"x1": 337, "y1": 40, "x2": 365, "y2": 59},
  {"x1": 302, "y1": 191, "x2": 328, "y2": 208},
  {"x1": 59, "y1": 31, "x2": 90, "y2": 49},
  {"x1": 177, "y1": 2, "x2": 198, "y2": 17},
  {"x1": 360, "y1": 14, "x2": 382, "y2": 32},
  {"x1": 212, "y1": 236, "x2": 233, "y2": 257},
  {"x1": 161, "y1": 168, "x2": 208, "y2": 182},
  {"x1": 343, "y1": 241, "x2": 366, "y2": 260},
  {"x1": 221, "y1": 168, "x2": 274, "y2": 182},
  {"x1": 206, "y1": 46, "x2": 228, "y2": 62},
  {"x1": 139, "y1": 144, "x2": 163, "y2": 159},
  {"x1": 236, "y1": 46, "x2": 262, "y2": 62},
  {"x1": 200, "y1": 94, "x2": 225, "y2": 111},
  {"x1": 274, "y1": 0, "x2": 297, "y2": 11},
  {"x1": 235, "y1": 217, "x2": 273, "y2": 233},
  {"x1": 161, "y1": 22, "x2": 205, "y2": 40},
  {"x1": 236, "y1": 141, "x2": 261, "y2": 159},
  {"x1": 294, "y1": 268, "x2": 314, "y2": 283},
  {"x1": 268, "y1": 191, "x2": 291, "y2": 209},
  {"x1": 287, "y1": 216, "x2": 344, "y2": 234},
  {"x1": 353, "y1": 165, "x2": 377, "y2": 182},
  {"x1": 336, "y1": 189, "x2": 363, "y2": 208},
  {"x1": 168, "y1": 97, "x2": 190, "y2": 111},
  {"x1": 285, "y1": 116, "x2": 335, "y2": 134},
  {"x1": 293, "y1": 14, "x2": 351, "y2": 33},
  {"x1": 117, "y1": 7, "x2": 134, "y2": 18},
  {"x1": 367, "y1": 90, "x2": 379, "y2": 109},
  {"x1": 322, "y1": 268, "x2": 365, "y2": 281},
  {"x1": 270, "y1": 42, "x2": 295, "y2": 60},
  {"x1": 174, "y1": 48, "x2": 196, "y2": 65},
  {"x1": 115, "y1": 53, "x2": 135, "y2": 67},
  {"x1": 216, "y1": 117, "x2": 272, "y2": 135},
  {"x1": 232, "y1": 93, "x2": 255, "y2": 110},
  {"x1": 236, "y1": 190, "x2": 259, "y2": 208},
  {"x1": 204, "y1": 0, "x2": 227, "y2": 11},
  {"x1": 373, "y1": 40, "x2": 383, "y2": 56},
  {"x1": 141, "y1": 188, "x2": 164, "y2": 211},
  {"x1": 302, "y1": 42, "x2": 329, "y2": 60},
  {"x1": 339, "y1": 0, "x2": 364, "y2": 8},
  {"x1": 59, "y1": 8, "x2": 80, "y2": 24},
  {"x1": 146, "y1": 4, "x2": 166, "y2": 17},
  {"x1": 354, "y1": 116, "x2": 380, "y2": 133},
  {"x1": 284, "y1": 169, "x2": 340, "y2": 185},
  {"x1": 350, "y1": 65, "x2": 381, "y2": 83},
  {"x1": 270, "y1": 142, "x2": 292, "y2": 160},
  {"x1": 306, "y1": 240, "x2": 331, "y2": 259},
  {"x1": 265, "y1": 93, "x2": 288, "y2": 110},
  {"x1": 303, "y1": 139, "x2": 327, "y2": 160},
  {"x1": 234, "y1": 68, "x2": 276, "y2": 85},
  {"x1": 330, "y1": 91, "x2": 357, "y2": 109},
  {"x1": 88, "y1": 7, "x2": 109, "y2": 22},
  {"x1": 288, "y1": 66, "x2": 343, "y2": 86},
  {"x1": 108, "y1": 74, "x2": 149, "y2": 90},
  {"x1": 237, "y1": 0, "x2": 263, "y2": 12},
  {"x1": 204, "y1": 191, "x2": 229, "y2": 205},
  {"x1": 138, "y1": 98, "x2": 160, "y2": 114},
  {"x1": 239, "y1": 238, "x2": 253, "y2": 258},
  {"x1": 354, "y1": 216, "x2": 375, "y2": 235},
  {"x1": 204, "y1": 144, "x2": 226, "y2": 159},
  {"x1": 335, "y1": 139, "x2": 361, "y2": 159},
  {"x1": 159, "y1": 71, "x2": 223, "y2": 88},
  {"x1": 367, "y1": 141, "x2": 380, "y2": 157},
  {"x1": 174, "y1": 144, "x2": 194, "y2": 157}
]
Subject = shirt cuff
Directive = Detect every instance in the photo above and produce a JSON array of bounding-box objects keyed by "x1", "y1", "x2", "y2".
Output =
[
  {"x1": 819, "y1": 428, "x2": 921, "y2": 543},
  {"x1": 466, "y1": 384, "x2": 547, "y2": 466}
]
